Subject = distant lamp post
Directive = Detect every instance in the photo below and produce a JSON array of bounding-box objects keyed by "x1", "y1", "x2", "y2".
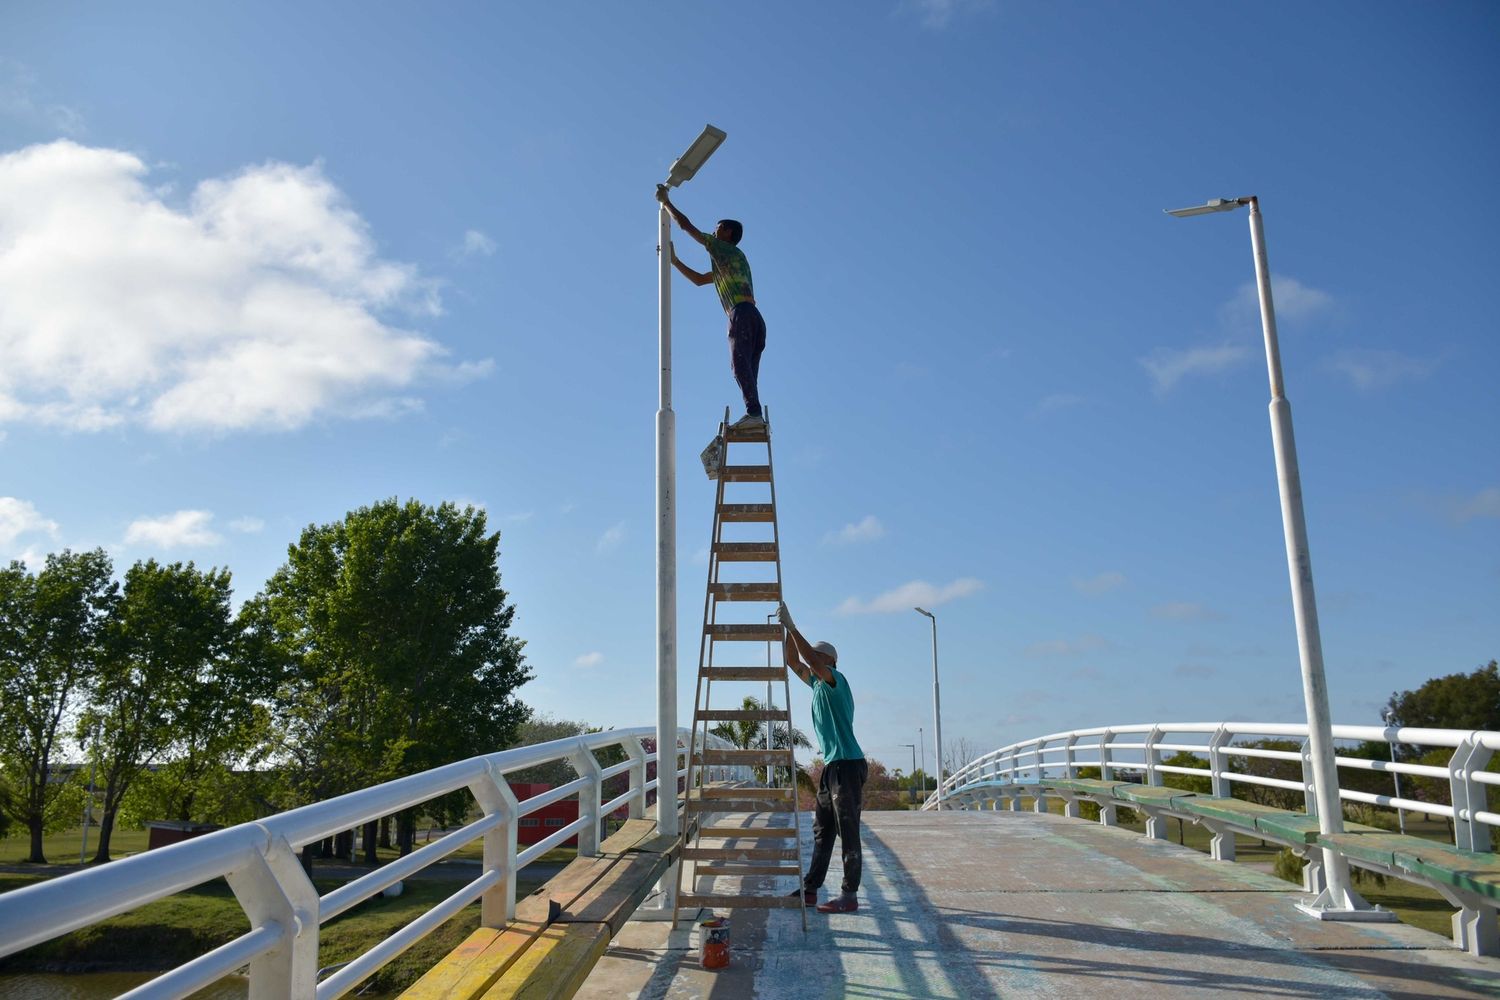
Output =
[
  {"x1": 1166, "y1": 195, "x2": 1386, "y2": 921},
  {"x1": 1381, "y1": 709, "x2": 1407, "y2": 835},
  {"x1": 656, "y1": 125, "x2": 726, "y2": 912},
  {"x1": 900, "y1": 743, "x2": 918, "y2": 805},
  {"x1": 914, "y1": 607, "x2": 943, "y2": 811}
]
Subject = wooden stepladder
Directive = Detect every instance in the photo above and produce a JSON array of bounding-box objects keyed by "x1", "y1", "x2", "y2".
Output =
[{"x1": 674, "y1": 408, "x2": 807, "y2": 931}]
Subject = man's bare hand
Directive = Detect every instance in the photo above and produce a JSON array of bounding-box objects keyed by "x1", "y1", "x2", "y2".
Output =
[
  {"x1": 655, "y1": 184, "x2": 671, "y2": 205},
  {"x1": 777, "y1": 602, "x2": 795, "y2": 630}
]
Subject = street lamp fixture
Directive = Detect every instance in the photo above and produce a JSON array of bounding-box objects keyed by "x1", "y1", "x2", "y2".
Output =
[
  {"x1": 665, "y1": 125, "x2": 727, "y2": 188},
  {"x1": 656, "y1": 124, "x2": 726, "y2": 914},
  {"x1": 1167, "y1": 195, "x2": 1388, "y2": 922},
  {"x1": 914, "y1": 607, "x2": 943, "y2": 811}
]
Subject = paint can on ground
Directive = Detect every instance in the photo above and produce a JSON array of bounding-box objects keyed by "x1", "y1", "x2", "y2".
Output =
[{"x1": 699, "y1": 916, "x2": 730, "y2": 969}]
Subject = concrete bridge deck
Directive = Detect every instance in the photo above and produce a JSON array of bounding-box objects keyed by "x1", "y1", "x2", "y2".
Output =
[{"x1": 578, "y1": 810, "x2": 1500, "y2": 999}]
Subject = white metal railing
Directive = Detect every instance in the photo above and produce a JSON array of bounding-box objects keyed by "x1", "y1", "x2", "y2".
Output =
[
  {"x1": 925, "y1": 721, "x2": 1498, "y2": 852},
  {"x1": 0, "y1": 725, "x2": 747, "y2": 1000}
]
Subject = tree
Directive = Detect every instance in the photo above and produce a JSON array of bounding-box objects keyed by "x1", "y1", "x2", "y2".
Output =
[
  {"x1": 259, "y1": 500, "x2": 532, "y2": 860},
  {"x1": 1385, "y1": 661, "x2": 1500, "y2": 735},
  {"x1": 708, "y1": 695, "x2": 813, "y2": 789},
  {"x1": 1161, "y1": 751, "x2": 1212, "y2": 794},
  {"x1": 81, "y1": 559, "x2": 238, "y2": 863},
  {"x1": 0, "y1": 550, "x2": 117, "y2": 863},
  {"x1": 1225, "y1": 738, "x2": 1305, "y2": 811}
]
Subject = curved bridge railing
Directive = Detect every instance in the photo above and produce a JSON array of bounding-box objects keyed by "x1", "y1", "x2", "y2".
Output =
[
  {"x1": 925, "y1": 721, "x2": 1499, "y2": 850},
  {"x1": 0, "y1": 726, "x2": 747, "y2": 1000}
]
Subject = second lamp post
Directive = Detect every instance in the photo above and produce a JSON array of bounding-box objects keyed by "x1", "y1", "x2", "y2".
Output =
[{"x1": 914, "y1": 607, "x2": 943, "y2": 810}]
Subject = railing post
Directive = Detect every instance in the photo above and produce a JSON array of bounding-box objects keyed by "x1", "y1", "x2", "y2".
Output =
[
  {"x1": 1143, "y1": 726, "x2": 1168, "y2": 841},
  {"x1": 224, "y1": 829, "x2": 319, "y2": 1000},
  {"x1": 570, "y1": 741, "x2": 605, "y2": 857},
  {"x1": 1061, "y1": 735, "x2": 1080, "y2": 818},
  {"x1": 1208, "y1": 726, "x2": 1231, "y2": 799},
  {"x1": 1450, "y1": 737, "x2": 1493, "y2": 852},
  {"x1": 625, "y1": 736, "x2": 649, "y2": 820},
  {"x1": 470, "y1": 762, "x2": 520, "y2": 926},
  {"x1": 1098, "y1": 729, "x2": 1114, "y2": 781}
]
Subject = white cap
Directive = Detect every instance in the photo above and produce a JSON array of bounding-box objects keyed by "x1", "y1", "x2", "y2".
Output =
[{"x1": 813, "y1": 640, "x2": 838, "y2": 663}]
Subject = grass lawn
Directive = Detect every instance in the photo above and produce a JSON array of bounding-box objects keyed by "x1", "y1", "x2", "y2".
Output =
[{"x1": 0, "y1": 826, "x2": 150, "y2": 865}]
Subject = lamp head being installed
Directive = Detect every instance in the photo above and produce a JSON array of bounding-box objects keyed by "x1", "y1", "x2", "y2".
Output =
[
  {"x1": 914, "y1": 606, "x2": 934, "y2": 620},
  {"x1": 1164, "y1": 197, "x2": 1250, "y2": 218},
  {"x1": 665, "y1": 125, "x2": 727, "y2": 188}
]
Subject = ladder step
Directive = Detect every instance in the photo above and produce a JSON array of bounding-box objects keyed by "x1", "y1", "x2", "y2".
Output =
[
  {"x1": 697, "y1": 786, "x2": 793, "y2": 800},
  {"x1": 692, "y1": 864, "x2": 803, "y2": 877},
  {"x1": 723, "y1": 426, "x2": 770, "y2": 443},
  {"x1": 709, "y1": 582, "x2": 781, "y2": 601},
  {"x1": 706, "y1": 623, "x2": 782, "y2": 641},
  {"x1": 700, "y1": 749, "x2": 796, "y2": 766},
  {"x1": 697, "y1": 709, "x2": 790, "y2": 723},
  {"x1": 699, "y1": 826, "x2": 799, "y2": 839},
  {"x1": 705, "y1": 667, "x2": 786, "y2": 682},
  {"x1": 720, "y1": 465, "x2": 772, "y2": 482},
  {"x1": 713, "y1": 542, "x2": 778, "y2": 561},
  {"x1": 686, "y1": 798, "x2": 796, "y2": 814},
  {"x1": 716, "y1": 503, "x2": 775, "y2": 522},
  {"x1": 678, "y1": 894, "x2": 803, "y2": 910},
  {"x1": 683, "y1": 847, "x2": 799, "y2": 861}
]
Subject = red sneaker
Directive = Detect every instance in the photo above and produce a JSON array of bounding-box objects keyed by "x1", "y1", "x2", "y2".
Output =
[{"x1": 816, "y1": 895, "x2": 858, "y2": 914}]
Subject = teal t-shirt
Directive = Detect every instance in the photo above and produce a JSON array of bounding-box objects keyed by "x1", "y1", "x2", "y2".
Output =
[{"x1": 803, "y1": 667, "x2": 864, "y2": 764}]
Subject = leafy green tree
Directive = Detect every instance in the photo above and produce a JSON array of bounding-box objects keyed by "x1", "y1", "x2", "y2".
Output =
[
  {"x1": 1225, "y1": 738, "x2": 1306, "y2": 811},
  {"x1": 709, "y1": 695, "x2": 813, "y2": 790},
  {"x1": 0, "y1": 550, "x2": 117, "y2": 863},
  {"x1": 81, "y1": 559, "x2": 238, "y2": 862},
  {"x1": 1385, "y1": 661, "x2": 1500, "y2": 735},
  {"x1": 1161, "y1": 751, "x2": 1212, "y2": 794},
  {"x1": 259, "y1": 500, "x2": 532, "y2": 858}
]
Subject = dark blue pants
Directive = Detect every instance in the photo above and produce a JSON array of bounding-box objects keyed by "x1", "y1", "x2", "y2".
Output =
[
  {"x1": 727, "y1": 301, "x2": 766, "y2": 417},
  {"x1": 804, "y1": 758, "x2": 867, "y2": 895}
]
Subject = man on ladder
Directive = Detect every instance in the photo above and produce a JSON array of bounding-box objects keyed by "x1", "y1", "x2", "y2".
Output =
[
  {"x1": 656, "y1": 184, "x2": 767, "y2": 432},
  {"x1": 778, "y1": 601, "x2": 867, "y2": 914}
]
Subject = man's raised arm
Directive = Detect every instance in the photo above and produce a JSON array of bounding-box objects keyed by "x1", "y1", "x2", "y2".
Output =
[
  {"x1": 656, "y1": 184, "x2": 707, "y2": 245},
  {"x1": 778, "y1": 602, "x2": 835, "y2": 685}
]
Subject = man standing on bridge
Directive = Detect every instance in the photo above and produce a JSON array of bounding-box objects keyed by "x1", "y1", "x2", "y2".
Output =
[
  {"x1": 656, "y1": 184, "x2": 767, "y2": 432},
  {"x1": 778, "y1": 601, "x2": 867, "y2": 914}
]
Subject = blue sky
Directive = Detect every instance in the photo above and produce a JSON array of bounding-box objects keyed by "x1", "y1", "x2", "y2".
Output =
[{"x1": 2, "y1": 2, "x2": 1496, "y2": 774}]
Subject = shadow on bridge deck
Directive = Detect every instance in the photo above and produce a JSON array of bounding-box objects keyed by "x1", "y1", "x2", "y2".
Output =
[{"x1": 575, "y1": 810, "x2": 1500, "y2": 999}]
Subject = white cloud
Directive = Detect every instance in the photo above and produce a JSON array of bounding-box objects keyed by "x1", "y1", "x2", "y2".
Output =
[
  {"x1": 1072, "y1": 571, "x2": 1126, "y2": 595},
  {"x1": 824, "y1": 515, "x2": 886, "y2": 545},
  {"x1": 838, "y1": 577, "x2": 983, "y2": 615},
  {"x1": 901, "y1": 0, "x2": 995, "y2": 30},
  {"x1": 1327, "y1": 349, "x2": 1439, "y2": 391},
  {"x1": 1224, "y1": 275, "x2": 1334, "y2": 328},
  {"x1": 574, "y1": 651, "x2": 604, "y2": 668},
  {"x1": 1024, "y1": 634, "x2": 1109, "y2": 657},
  {"x1": 1152, "y1": 601, "x2": 1225, "y2": 622},
  {"x1": 0, "y1": 496, "x2": 60, "y2": 547},
  {"x1": 1140, "y1": 343, "x2": 1249, "y2": 394},
  {"x1": 0, "y1": 60, "x2": 84, "y2": 136},
  {"x1": 124, "y1": 510, "x2": 221, "y2": 549},
  {"x1": 458, "y1": 229, "x2": 496, "y2": 257},
  {"x1": 0, "y1": 140, "x2": 489, "y2": 434},
  {"x1": 1452, "y1": 487, "x2": 1500, "y2": 524},
  {"x1": 228, "y1": 516, "x2": 264, "y2": 534},
  {"x1": 596, "y1": 521, "x2": 626, "y2": 553}
]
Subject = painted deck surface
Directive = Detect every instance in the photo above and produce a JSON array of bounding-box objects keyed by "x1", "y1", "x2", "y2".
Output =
[{"x1": 576, "y1": 810, "x2": 1500, "y2": 999}]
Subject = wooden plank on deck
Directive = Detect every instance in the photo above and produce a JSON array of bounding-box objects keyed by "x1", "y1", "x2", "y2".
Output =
[{"x1": 482, "y1": 922, "x2": 609, "y2": 1000}]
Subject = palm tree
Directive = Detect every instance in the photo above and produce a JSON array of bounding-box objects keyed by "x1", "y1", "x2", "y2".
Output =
[{"x1": 709, "y1": 695, "x2": 815, "y2": 792}]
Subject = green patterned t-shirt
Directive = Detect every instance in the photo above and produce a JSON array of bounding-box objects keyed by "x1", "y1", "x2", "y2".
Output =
[{"x1": 701, "y1": 233, "x2": 755, "y2": 315}]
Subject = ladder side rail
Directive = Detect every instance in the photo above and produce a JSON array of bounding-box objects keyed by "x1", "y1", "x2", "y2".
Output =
[{"x1": 764, "y1": 408, "x2": 808, "y2": 931}]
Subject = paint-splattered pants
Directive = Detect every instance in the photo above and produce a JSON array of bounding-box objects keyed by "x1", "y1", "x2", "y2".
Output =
[{"x1": 804, "y1": 758, "x2": 867, "y2": 895}]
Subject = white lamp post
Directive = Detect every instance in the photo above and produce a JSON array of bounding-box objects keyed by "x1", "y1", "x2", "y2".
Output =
[
  {"x1": 1381, "y1": 708, "x2": 1407, "y2": 835},
  {"x1": 914, "y1": 607, "x2": 943, "y2": 811},
  {"x1": 1166, "y1": 196, "x2": 1386, "y2": 920},
  {"x1": 900, "y1": 743, "x2": 917, "y2": 805},
  {"x1": 655, "y1": 125, "x2": 725, "y2": 912}
]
